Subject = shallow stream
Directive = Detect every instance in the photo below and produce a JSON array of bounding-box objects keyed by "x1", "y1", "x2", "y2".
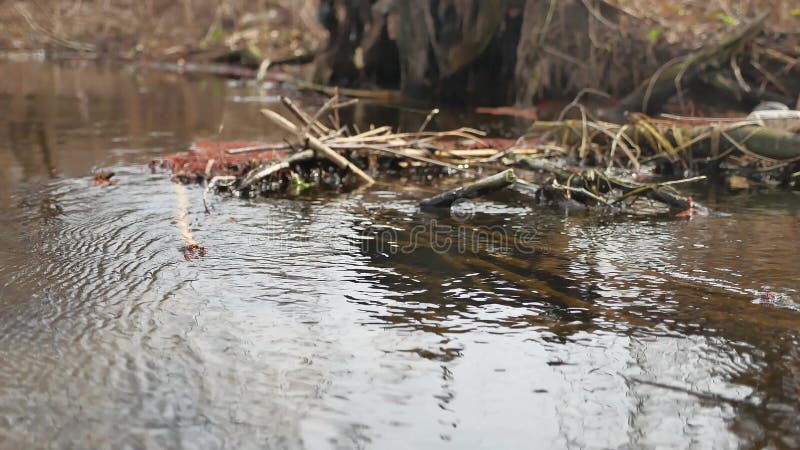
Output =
[{"x1": 0, "y1": 60, "x2": 799, "y2": 449}]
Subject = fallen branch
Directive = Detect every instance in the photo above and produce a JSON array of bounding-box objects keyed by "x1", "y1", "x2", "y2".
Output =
[
  {"x1": 332, "y1": 144, "x2": 461, "y2": 170},
  {"x1": 279, "y1": 96, "x2": 332, "y2": 137},
  {"x1": 260, "y1": 109, "x2": 375, "y2": 185},
  {"x1": 604, "y1": 174, "x2": 705, "y2": 212},
  {"x1": 226, "y1": 143, "x2": 292, "y2": 155},
  {"x1": 237, "y1": 149, "x2": 315, "y2": 191},
  {"x1": 551, "y1": 180, "x2": 613, "y2": 206},
  {"x1": 518, "y1": 157, "x2": 705, "y2": 212},
  {"x1": 420, "y1": 169, "x2": 517, "y2": 208}
]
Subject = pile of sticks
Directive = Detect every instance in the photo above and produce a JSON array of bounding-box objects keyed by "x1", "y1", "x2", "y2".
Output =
[{"x1": 159, "y1": 90, "x2": 800, "y2": 219}]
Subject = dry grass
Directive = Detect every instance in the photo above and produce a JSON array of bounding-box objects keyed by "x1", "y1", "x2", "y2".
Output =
[
  {"x1": 608, "y1": 0, "x2": 800, "y2": 39},
  {"x1": 3, "y1": 1, "x2": 796, "y2": 58},
  {"x1": 0, "y1": 0, "x2": 325, "y2": 58}
]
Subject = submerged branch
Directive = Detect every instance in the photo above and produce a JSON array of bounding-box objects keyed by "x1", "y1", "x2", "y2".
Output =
[{"x1": 420, "y1": 170, "x2": 517, "y2": 209}]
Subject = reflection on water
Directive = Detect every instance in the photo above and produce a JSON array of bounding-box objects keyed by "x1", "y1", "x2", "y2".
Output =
[{"x1": 0, "y1": 60, "x2": 799, "y2": 449}]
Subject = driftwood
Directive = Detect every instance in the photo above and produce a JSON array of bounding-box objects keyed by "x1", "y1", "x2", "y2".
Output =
[
  {"x1": 237, "y1": 149, "x2": 315, "y2": 192},
  {"x1": 604, "y1": 175, "x2": 700, "y2": 212},
  {"x1": 260, "y1": 109, "x2": 375, "y2": 185},
  {"x1": 517, "y1": 158, "x2": 702, "y2": 212},
  {"x1": 420, "y1": 169, "x2": 517, "y2": 209},
  {"x1": 161, "y1": 90, "x2": 798, "y2": 237},
  {"x1": 279, "y1": 96, "x2": 333, "y2": 137}
]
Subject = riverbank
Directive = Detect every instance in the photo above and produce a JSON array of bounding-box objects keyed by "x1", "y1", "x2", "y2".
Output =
[
  {"x1": 0, "y1": 0, "x2": 323, "y2": 69},
  {"x1": 3, "y1": 1, "x2": 799, "y2": 109}
]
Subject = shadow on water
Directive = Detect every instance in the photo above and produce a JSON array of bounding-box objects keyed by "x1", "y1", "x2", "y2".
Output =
[{"x1": 0, "y1": 60, "x2": 799, "y2": 449}]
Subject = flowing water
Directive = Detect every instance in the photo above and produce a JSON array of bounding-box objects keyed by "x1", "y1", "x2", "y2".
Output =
[{"x1": 0, "y1": 60, "x2": 799, "y2": 449}]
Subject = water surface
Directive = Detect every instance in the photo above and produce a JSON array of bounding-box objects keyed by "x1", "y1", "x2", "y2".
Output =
[{"x1": 0, "y1": 60, "x2": 799, "y2": 449}]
